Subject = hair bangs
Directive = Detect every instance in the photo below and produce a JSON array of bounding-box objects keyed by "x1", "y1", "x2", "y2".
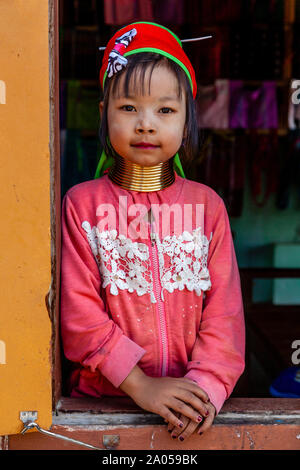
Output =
[{"x1": 110, "y1": 53, "x2": 185, "y2": 100}]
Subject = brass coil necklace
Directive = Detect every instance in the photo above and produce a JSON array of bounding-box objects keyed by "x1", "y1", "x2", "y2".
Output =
[{"x1": 108, "y1": 154, "x2": 175, "y2": 192}]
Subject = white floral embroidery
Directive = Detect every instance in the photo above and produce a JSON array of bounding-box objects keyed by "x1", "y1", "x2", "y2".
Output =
[
  {"x1": 82, "y1": 222, "x2": 156, "y2": 303},
  {"x1": 82, "y1": 222, "x2": 212, "y2": 303},
  {"x1": 154, "y1": 228, "x2": 212, "y2": 301}
]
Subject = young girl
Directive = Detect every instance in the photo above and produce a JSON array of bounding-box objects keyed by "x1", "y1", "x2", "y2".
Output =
[{"x1": 60, "y1": 22, "x2": 245, "y2": 443}]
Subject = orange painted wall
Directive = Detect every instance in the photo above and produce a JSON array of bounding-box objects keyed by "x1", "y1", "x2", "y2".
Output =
[{"x1": 0, "y1": 1, "x2": 52, "y2": 435}]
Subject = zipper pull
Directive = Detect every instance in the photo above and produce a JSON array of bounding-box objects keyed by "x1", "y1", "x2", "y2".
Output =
[
  {"x1": 150, "y1": 218, "x2": 156, "y2": 246},
  {"x1": 150, "y1": 232, "x2": 156, "y2": 246}
]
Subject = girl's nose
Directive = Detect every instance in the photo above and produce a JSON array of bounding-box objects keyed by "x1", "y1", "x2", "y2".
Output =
[
  {"x1": 135, "y1": 114, "x2": 156, "y2": 134},
  {"x1": 136, "y1": 127, "x2": 155, "y2": 134}
]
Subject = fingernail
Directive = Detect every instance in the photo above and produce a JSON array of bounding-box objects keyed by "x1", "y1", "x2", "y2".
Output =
[
  {"x1": 179, "y1": 436, "x2": 184, "y2": 442},
  {"x1": 168, "y1": 429, "x2": 172, "y2": 433},
  {"x1": 178, "y1": 422, "x2": 184, "y2": 428},
  {"x1": 198, "y1": 431, "x2": 203, "y2": 435},
  {"x1": 172, "y1": 434, "x2": 177, "y2": 439},
  {"x1": 205, "y1": 410, "x2": 209, "y2": 416},
  {"x1": 197, "y1": 415, "x2": 203, "y2": 422}
]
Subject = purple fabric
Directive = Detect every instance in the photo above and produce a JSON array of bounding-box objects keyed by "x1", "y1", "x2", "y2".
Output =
[
  {"x1": 229, "y1": 81, "x2": 248, "y2": 128},
  {"x1": 249, "y1": 81, "x2": 278, "y2": 128},
  {"x1": 230, "y1": 81, "x2": 278, "y2": 129}
]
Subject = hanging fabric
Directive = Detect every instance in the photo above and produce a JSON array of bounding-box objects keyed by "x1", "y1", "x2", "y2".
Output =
[
  {"x1": 246, "y1": 0, "x2": 285, "y2": 23},
  {"x1": 189, "y1": 26, "x2": 228, "y2": 81},
  {"x1": 229, "y1": 25, "x2": 284, "y2": 80},
  {"x1": 152, "y1": 0, "x2": 184, "y2": 25},
  {"x1": 229, "y1": 81, "x2": 248, "y2": 128},
  {"x1": 248, "y1": 129, "x2": 279, "y2": 208},
  {"x1": 103, "y1": 0, "x2": 154, "y2": 25},
  {"x1": 197, "y1": 80, "x2": 230, "y2": 129},
  {"x1": 224, "y1": 130, "x2": 247, "y2": 217},
  {"x1": 248, "y1": 81, "x2": 279, "y2": 128},
  {"x1": 198, "y1": 131, "x2": 246, "y2": 217},
  {"x1": 229, "y1": 81, "x2": 279, "y2": 129},
  {"x1": 275, "y1": 130, "x2": 300, "y2": 209}
]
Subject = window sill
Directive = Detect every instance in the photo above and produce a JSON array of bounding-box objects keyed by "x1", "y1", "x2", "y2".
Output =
[
  {"x1": 54, "y1": 397, "x2": 300, "y2": 426},
  {"x1": 8, "y1": 397, "x2": 300, "y2": 450}
]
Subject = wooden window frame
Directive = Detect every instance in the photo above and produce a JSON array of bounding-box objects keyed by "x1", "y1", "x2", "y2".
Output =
[{"x1": 48, "y1": 0, "x2": 300, "y2": 442}]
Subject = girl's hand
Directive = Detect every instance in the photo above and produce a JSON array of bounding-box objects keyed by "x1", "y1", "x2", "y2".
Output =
[
  {"x1": 120, "y1": 367, "x2": 210, "y2": 430},
  {"x1": 166, "y1": 401, "x2": 216, "y2": 443}
]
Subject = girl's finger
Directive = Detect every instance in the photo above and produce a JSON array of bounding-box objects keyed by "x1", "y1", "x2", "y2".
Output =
[
  {"x1": 170, "y1": 414, "x2": 189, "y2": 439},
  {"x1": 173, "y1": 390, "x2": 210, "y2": 421},
  {"x1": 167, "y1": 410, "x2": 180, "y2": 433},
  {"x1": 172, "y1": 418, "x2": 199, "y2": 442},
  {"x1": 171, "y1": 397, "x2": 208, "y2": 425},
  {"x1": 162, "y1": 407, "x2": 186, "y2": 430},
  {"x1": 167, "y1": 422, "x2": 174, "y2": 432},
  {"x1": 179, "y1": 379, "x2": 210, "y2": 403},
  {"x1": 197, "y1": 403, "x2": 216, "y2": 435}
]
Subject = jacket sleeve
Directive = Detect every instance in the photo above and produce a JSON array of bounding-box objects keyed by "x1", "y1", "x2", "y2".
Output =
[
  {"x1": 60, "y1": 193, "x2": 146, "y2": 388},
  {"x1": 184, "y1": 198, "x2": 245, "y2": 414}
]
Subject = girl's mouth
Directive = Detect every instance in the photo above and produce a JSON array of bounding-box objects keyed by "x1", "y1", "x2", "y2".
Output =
[{"x1": 132, "y1": 142, "x2": 159, "y2": 149}]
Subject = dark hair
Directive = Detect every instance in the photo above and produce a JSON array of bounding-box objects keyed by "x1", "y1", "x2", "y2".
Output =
[{"x1": 99, "y1": 53, "x2": 199, "y2": 166}]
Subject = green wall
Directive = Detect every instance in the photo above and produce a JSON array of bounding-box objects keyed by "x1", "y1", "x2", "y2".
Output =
[
  {"x1": 230, "y1": 159, "x2": 300, "y2": 304},
  {"x1": 230, "y1": 159, "x2": 300, "y2": 268}
]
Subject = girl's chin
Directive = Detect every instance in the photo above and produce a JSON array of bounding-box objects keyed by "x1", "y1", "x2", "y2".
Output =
[{"x1": 122, "y1": 155, "x2": 173, "y2": 167}]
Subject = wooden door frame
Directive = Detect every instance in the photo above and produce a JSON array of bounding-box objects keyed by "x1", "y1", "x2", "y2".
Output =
[{"x1": 48, "y1": 0, "x2": 63, "y2": 408}]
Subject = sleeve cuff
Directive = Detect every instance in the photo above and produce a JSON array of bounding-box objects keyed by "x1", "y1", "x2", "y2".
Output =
[
  {"x1": 100, "y1": 334, "x2": 146, "y2": 388},
  {"x1": 184, "y1": 370, "x2": 228, "y2": 414}
]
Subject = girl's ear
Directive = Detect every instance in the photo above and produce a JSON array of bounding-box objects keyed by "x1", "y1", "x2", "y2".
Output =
[{"x1": 99, "y1": 101, "x2": 104, "y2": 118}]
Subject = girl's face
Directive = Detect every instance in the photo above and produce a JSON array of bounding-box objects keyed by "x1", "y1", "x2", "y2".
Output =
[{"x1": 104, "y1": 64, "x2": 187, "y2": 167}]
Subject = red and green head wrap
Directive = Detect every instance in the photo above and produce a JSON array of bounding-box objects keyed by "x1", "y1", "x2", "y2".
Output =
[{"x1": 99, "y1": 21, "x2": 197, "y2": 99}]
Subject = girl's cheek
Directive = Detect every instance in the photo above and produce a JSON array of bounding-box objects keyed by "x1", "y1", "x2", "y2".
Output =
[
  {"x1": 168, "y1": 129, "x2": 184, "y2": 143},
  {"x1": 109, "y1": 122, "x2": 125, "y2": 140}
]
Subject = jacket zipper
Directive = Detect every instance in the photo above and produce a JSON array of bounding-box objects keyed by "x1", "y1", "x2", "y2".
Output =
[{"x1": 149, "y1": 220, "x2": 169, "y2": 377}]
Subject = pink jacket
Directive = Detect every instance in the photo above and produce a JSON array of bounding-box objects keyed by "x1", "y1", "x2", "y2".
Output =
[{"x1": 60, "y1": 173, "x2": 245, "y2": 413}]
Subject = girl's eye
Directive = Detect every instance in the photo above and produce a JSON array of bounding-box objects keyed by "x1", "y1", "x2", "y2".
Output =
[
  {"x1": 121, "y1": 105, "x2": 135, "y2": 112},
  {"x1": 159, "y1": 107, "x2": 174, "y2": 114}
]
